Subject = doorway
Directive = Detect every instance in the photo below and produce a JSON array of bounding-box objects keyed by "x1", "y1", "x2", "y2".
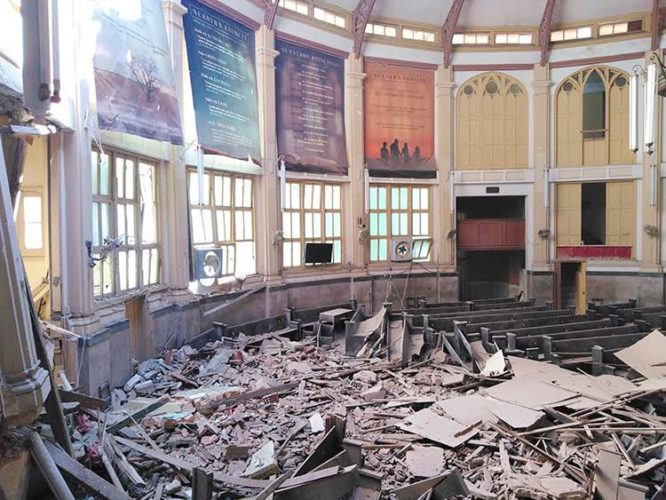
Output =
[{"x1": 554, "y1": 260, "x2": 587, "y2": 314}]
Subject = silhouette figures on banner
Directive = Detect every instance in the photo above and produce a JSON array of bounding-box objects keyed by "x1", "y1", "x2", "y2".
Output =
[{"x1": 380, "y1": 138, "x2": 422, "y2": 165}]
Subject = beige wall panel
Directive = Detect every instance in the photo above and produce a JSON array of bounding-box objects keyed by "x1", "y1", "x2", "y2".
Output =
[
  {"x1": 456, "y1": 73, "x2": 527, "y2": 170},
  {"x1": 609, "y1": 82, "x2": 635, "y2": 165},
  {"x1": 606, "y1": 181, "x2": 635, "y2": 252},
  {"x1": 556, "y1": 89, "x2": 582, "y2": 167},
  {"x1": 556, "y1": 183, "x2": 581, "y2": 246}
]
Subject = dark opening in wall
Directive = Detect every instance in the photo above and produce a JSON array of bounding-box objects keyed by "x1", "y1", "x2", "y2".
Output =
[
  {"x1": 581, "y1": 183, "x2": 605, "y2": 245},
  {"x1": 456, "y1": 195, "x2": 524, "y2": 219},
  {"x1": 458, "y1": 250, "x2": 524, "y2": 299}
]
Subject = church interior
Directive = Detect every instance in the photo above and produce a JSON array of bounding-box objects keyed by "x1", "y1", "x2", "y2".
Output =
[{"x1": 4, "y1": 0, "x2": 666, "y2": 498}]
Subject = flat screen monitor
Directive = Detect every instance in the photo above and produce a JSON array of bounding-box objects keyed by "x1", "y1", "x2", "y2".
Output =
[{"x1": 304, "y1": 242, "x2": 333, "y2": 264}]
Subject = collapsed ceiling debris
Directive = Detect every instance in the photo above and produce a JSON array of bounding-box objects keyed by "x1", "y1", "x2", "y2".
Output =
[{"x1": 12, "y1": 296, "x2": 666, "y2": 499}]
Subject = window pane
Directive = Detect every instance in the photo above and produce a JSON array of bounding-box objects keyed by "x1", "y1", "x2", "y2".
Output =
[
  {"x1": 391, "y1": 188, "x2": 399, "y2": 209},
  {"x1": 117, "y1": 204, "x2": 126, "y2": 241},
  {"x1": 142, "y1": 248, "x2": 150, "y2": 286},
  {"x1": 243, "y1": 179, "x2": 252, "y2": 207},
  {"x1": 283, "y1": 212, "x2": 292, "y2": 238},
  {"x1": 313, "y1": 212, "x2": 321, "y2": 238},
  {"x1": 332, "y1": 240, "x2": 341, "y2": 263},
  {"x1": 236, "y1": 241, "x2": 255, "y2": 276},
  {"x1": 392, "y1": 213, "x2": 400, "y2": 235},
  {"x1": 101, "y1": 203, "x2": 110, "y2": 243},
  {"x1": 332, "y1": 186, "x2": 340, "y2": 209},
  {"x1": 378, "y1": 213, "x2": 387, "y2": 236},
  {"x1": 583, "y1": 71, "x2": 605, "y2": 138},
  {"x1": 378, "y1": 187, "x2": 387, "y2": 209},
  {"x1": 102, "y1": 255, "x2": 113, "y2": 295},
  {"x1": 115, "y1": 158, "x2": 124, "y2": 198},
  {"x1": 92, "y1": 202, "x2": 99, "y2": 246},
  {"x1": 370, "y1": 213, "x2": 378, "y2": 235},
  {"x1": 99, "y1": 153, "x2": 110, "y2": 195},
  {"x1": 370, "y1": 187, "x2": 378, "y2": 210},
  {"x1": 400, "y1": 213, "x2": 408, "y2": 235},
  {"x1": 283, "y1": 242, "x2": 293, "y2": 267},
  {"x1": 304, "y1": 184, "x2": 313, "y2": 209},
  {"x1": 291, "y1": 213, "x2": 300, "y2": 238},
  {"x1": 421, "y1": 189, "x2": 429, "y2": 210},
  {"x1": 324, "y1": 185, "x2": 332, "y2": 209},
  {"x1": 150, "y1": 248, "x2": 159, "y2": 284},
  {"x1": 370, "y1": 239, "x2": 378, "y2": 261},
  {"x1": 127, "y1": 250, "x2": 137, "y2": 289},
  {"x1": 292, "y1": 241, "x2": 301, "y2": 266},
  {"x1": 235, "y1": 211, "x2": 244, "y2": 240},
  {"x1": 412, "y1": 213, "x2": 420, "y2": 236},
  {"x1": 224, "y1": 176, "x2": 232, "y2": 206},
  {"x1": 400, "y1": 188, "x2": 408, "y2": 209},
  {"x1": 118, "y1": 251, "x2": 127, "y2": 290},
  {"x1": 324, "y1": 213, "x2": 332, "y2": 238},
  {"x1": 333, "y1": 213, "x2": 340, "y2": 237},
  {"x1": 305, "y1": 212, "x2": 314, "y2": 238},
  {"x1": 244, "y1": 211, "x2": 252, "y2": 239},
  {"x1": 125, "y1": 160, "x2": 135, "y2": 200},
  {"x1": 91, "y1": 151, "x2": 99, "y2": 195},
  {"x1": 412, "y1": 189, "x2": 421, "y2": 209},
  {"x1": 378, "y1": 239, "x2": 388, "y2": 260},
  {"x1": 214, "y1": 176, "x2": 223, "y2": 206},
  {"x1": 312, "y1": 185, "x2": 321, "y2": 209},
  {"x1": 125, "y1": 204, "x2": 135, "y2": 245}
]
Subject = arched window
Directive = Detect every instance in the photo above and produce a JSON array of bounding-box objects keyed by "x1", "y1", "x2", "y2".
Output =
[
  {"x1": 456, "y1": 73, "x2": 528, "y2": 170},
  {"x1": 582, "y1": 70, "x2": 605, "y2": 139},
  {"x1": 556, "y1": 66, "x2": 634, "y2": 167}
]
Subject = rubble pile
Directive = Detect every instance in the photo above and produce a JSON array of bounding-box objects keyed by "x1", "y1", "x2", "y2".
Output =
[{"x1": 55, "y1": 328, "x2": 666, "y2": 499}]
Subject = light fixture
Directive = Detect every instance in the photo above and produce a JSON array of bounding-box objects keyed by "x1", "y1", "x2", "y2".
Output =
[
  {"x1": 629, "y1": 71, "x2": 638, "y2": 153},
  {"x1": 364, "y1": 165, "x2": 369, "y2": 214},
  {"x1": 644, "y1": 63, "x2": 656, "y2": 153},
  {"x1": 278, "y1": 155, "x2": 286, "y2": 212}
]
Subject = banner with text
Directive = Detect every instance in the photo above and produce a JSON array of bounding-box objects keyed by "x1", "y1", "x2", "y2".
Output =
[
  {"x1": 92, "y1": 0, "x2": 183, "y2": 145},
  {"x1": 275, "y1": 40, "x2": 347, "y2": 175},
  {"x1": 183, "y1": 0, "x2": 260, "y2": 160},
  {"x1": 364, "y1": 62, "x2": 435, "y2": 178}
]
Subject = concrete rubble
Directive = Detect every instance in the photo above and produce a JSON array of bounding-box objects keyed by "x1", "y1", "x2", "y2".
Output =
[{"x1": 20, "y1": 305, "x2": 666, "y2": 499}]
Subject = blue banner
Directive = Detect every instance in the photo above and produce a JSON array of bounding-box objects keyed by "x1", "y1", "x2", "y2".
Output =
[
  {"x1": 183, "y1": 0, "x2": 260, "y2": 161},
  {"x1": 275, "y1": 40, "x2": 347, "y2": 175}
]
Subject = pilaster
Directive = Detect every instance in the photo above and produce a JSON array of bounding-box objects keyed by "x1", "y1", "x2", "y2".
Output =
[
  {"x1": 255, "y1": 26, "x2": 281, "y2": 281},
  {"x1": 161, "y1": 0, "x2": 190, "y2": 290},
  {"x1": 531, "y1": 64, "x2": 551, "y2": 272},
  {"x1": 435, "y1": 65, "x2": 455, "y2": 269},
  {"x1": 345, "y1": 55, "x2": 366, "y2": 271},
  {"x1": 642, "y1": 50, "x2": 662, "y2": 271},
  {"x1": 0, "y1": 136, "x2": 50, "y2": 425}
]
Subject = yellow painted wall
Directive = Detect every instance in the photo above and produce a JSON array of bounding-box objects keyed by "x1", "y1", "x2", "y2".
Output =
[{"x1": 457, "y1": 72, "x2": 528, "y2": 170}]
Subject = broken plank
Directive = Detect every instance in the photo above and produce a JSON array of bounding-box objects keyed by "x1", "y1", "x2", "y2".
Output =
[
  {"x1": 113, "y1": 436, "x2": 269, "y2": 489},
  {"x1": 58, "y1": 390, "x2": 105, "y2": 410},
  {"x1": 393, "y1": 470, "x2": 469, "y2": 500},
  {"x1": 107, "y1": 395, "x2": 169, "y2": 434},
  {"x1": 43, "y1": 440, "x2": 131, "y2": 500}
]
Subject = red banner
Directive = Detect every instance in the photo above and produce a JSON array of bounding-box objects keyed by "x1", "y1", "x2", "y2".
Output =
[{"x1": 364, "y1": 62, "x2": 435, "y2": 178}]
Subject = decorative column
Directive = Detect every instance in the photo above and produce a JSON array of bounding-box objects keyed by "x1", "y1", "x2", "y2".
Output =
[
  {"x1": 0, "y1": 136, "x2": 50, "y2": 425},
  {"x1": 435, "y1": 65, "x2": 455, "y2": 270},
  {"x1": 161, "y1": 0, "x2": 191, "y2": 292},
  {"x1": 345, "y1": 55, "x2": 366, "y2": 270},
  {"x1": 255, "y1": 25, "x2": 281, "y2": 281},
  {"x1": 531, "y1": 64, "x2": 551, "y2": 272}
]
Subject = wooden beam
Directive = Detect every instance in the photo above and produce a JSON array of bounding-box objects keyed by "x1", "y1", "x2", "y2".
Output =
[
  {"x1": 43, "y1": 440, "x2": 131, "y2": 500},
  {"x1": 352, "y1": 0, "x2": 377, "y2": 58},
  {"x1": 441, "y1": 0, "x2": 465, "y2": 68},
  {"x1": 538, "y1": 0, "x2": 556, "y2": 66},
  {"x1": 651, "y1": 0, "x2": 660, "y2": 51}
]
